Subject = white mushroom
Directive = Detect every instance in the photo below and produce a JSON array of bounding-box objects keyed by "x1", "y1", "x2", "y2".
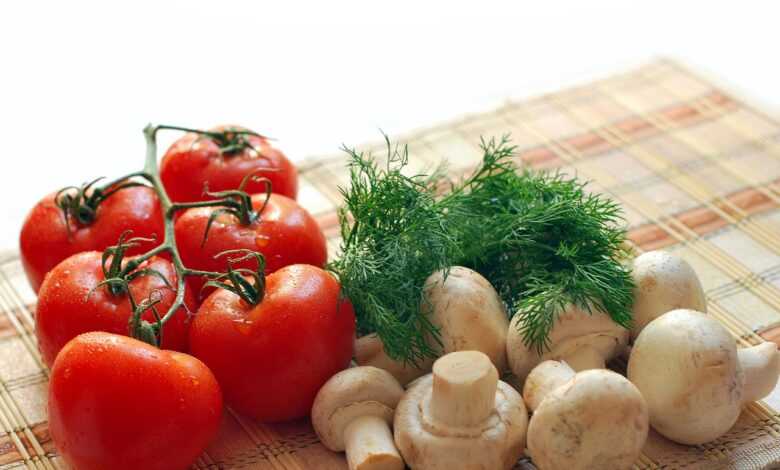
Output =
[
  {"x1": 356, "y1": 266, "x2": 509, "y2": 385},
  {"x1": 630, "y1": 250, "x2": 706, "y2": 339},
  {"x1": 312, "y1": 367, "x2": 405, "y2": 470},
  {"x1": 507, "y1": 304, "x2": 629, "y2": 384},
  {"x1": 423, "y1": 266, "x2": 510, "y2": 371},
  {"x1": 523, "y1": 361, "x2": 649, "y2": 470},
  {"x1": 394, "y1": 350, "x2": 527, "y2": 470},
  {"x1": 627, "y1": 309, "x2": 780, "y2": 445},
  {"x1": 355, "y1": 334, "x2": 434, "y2": 385}
]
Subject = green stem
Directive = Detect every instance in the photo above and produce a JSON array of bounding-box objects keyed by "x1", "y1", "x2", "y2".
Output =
[
  {"x1": 141, "y1": 125, "x2": 186, "y2": 329},
  {"x1": 169, "y1": 199, "x2": 240, "y2": 215},
  {"x1": 80, "y1": 124, "x2": 270, "y2": 346}
]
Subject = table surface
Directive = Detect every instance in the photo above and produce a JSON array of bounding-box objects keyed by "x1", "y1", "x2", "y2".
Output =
[
  {"x1": 2, "y1": 1, "x2": 780, "y2": 252},
  {"x1": 2, "y1": 59, "x2": 780, "y2": 469}
]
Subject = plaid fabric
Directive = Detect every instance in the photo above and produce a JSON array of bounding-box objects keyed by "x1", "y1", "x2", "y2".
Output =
[{"x1": 2, "y1": 59, "x2": 780, "y2": 469}]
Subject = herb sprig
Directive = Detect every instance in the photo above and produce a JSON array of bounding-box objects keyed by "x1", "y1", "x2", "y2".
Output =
[
  {"x1": 331, "y1": 136, "x2": 634, "y2": 362},
  {"x1": 331, "y1": 138, "x2": 458, "y2": 364}
]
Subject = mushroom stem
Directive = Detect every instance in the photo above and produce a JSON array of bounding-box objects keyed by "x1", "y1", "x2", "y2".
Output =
[
  {"x1": 522, "y1": 361, "x2": 576, "y2": 412},
  {"x1": 343, "y1": 415, "x2": 403, "y2": 470},
  {"x1": 430, "y1": 350, "x2": 499, "y2": 427},
  {"x1": 560, "y1": 346, "x2": 606, "y2": 372},
  {"x1": 739, "y1": 342, "x2": 780, "y2": 404}
]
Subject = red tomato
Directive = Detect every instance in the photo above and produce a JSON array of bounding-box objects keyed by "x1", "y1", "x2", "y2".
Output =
[
  {"x1": 175, "y1": 193, "x2": 327, "y2": 296},
  {"x1": 35, "y1": 251, "x2": 193, "y2": 367},
  {"x1": 160, "y1": 125, "x2": 298, "y2": 203},
  {"x1": 49, "y1": 332, "x2": 222, "y2": 470},
  {"x1": 189, "y1": 264, "x2": 355, "y2": 422},
  {"x1": 19, "y1": 186, "x2": 164, "y2": 292}
]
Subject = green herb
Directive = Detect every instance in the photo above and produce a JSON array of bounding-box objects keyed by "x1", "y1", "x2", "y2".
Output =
[
  {"x1": 330, "y1": 138, "x2": 458, "y2": 364},
  {"x1": 331, "y1": 135, "x2": 634, "y2": 362},
  {"x1": 448, "y1": 138, "x2": 634, "y2": 352}
]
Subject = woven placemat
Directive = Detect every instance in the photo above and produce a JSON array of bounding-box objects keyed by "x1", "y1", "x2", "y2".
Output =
[{"x1": 2, "y1": 59, "x2": 780, "y2": 469}]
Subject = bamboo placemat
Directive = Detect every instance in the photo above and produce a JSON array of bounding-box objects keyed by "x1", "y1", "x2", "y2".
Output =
[{"x1": 2, "y1": 59, "x2": 780, "y2": 469}]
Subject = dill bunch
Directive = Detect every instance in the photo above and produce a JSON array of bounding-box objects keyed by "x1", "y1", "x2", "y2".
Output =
[{"x1": 331, "y1": 135, "x2": 634, "y2": 362}]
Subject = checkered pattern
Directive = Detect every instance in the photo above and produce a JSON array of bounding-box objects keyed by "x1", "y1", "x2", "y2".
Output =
[{"x1": 2, "y1": 59, "x2": 780, "y2": 469}]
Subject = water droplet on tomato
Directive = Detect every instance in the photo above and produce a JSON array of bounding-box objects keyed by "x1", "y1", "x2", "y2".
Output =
[{"x1": 255, "y1": 235, "x2": 270, "y2": 248}]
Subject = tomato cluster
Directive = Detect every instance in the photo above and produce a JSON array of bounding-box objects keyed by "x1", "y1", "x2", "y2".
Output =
[{"x1": 21, "y1": 125, "x2": 355, "y2": 470}]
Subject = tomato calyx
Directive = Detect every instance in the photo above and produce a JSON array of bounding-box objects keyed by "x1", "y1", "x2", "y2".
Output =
[
  {"x1": 171, "y1": 171, "x2": 274, "y2": 246},
  {"x1": 156, "y1": 124, "x2": 272, "y2": 157},
  {"x1": 55, "y1": 176, "x2": 150, "y2": 234},
  {"x1": 203, "y1": 249, "x2": 266, "y2": 305},
  {"x1": 97, "y1": 231, "x2": 169, "y2": 297},
  {"x1": 128, "y1": 290, "x2": 166, "y2": 347}
]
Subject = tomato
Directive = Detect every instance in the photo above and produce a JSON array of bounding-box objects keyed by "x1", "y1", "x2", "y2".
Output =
[
  {"x1": 19, "y1": 186, "x2": 164, "y2": 292},
  {"x1": 175, "y1": 192, "x2": 327, "y2": 296},
  {"x1": 35, "y1": 251, "x2": 193, "y2": 367},
  {"x1": 189, "y1": 264, "x2": 355, "y2": 422},
  {"x1": 49, "y1": 332, "x2": 222, "y2": 470},
  {"x1": 160, "y1": 125, "x2": 298, "y2": 203}
]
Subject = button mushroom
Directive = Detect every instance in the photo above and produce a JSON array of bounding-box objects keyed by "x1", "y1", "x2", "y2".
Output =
[
  {"x1": 627, "y1": 309, "x2": 780, "y2": 445},
  {"x1": 355, "y1": 334, "x2": 434, "y2": 386},
  {"x1": 394, "y1": 350, "x2": 527, "y2": 470},
  {"x1": 356, "y1": 266, "x2": 510, "y2": 385},
  {"x1": 630, "y1": 250, "x2": 706, "y2": 339},
  {"x1": 507, "y1": 303, "x2": 629, "y2": 384},
  {"x1": 522, "y1": 360, "x2": 649, "y2": 470},
  {"x1": 311, "y1": 366, "x2": 405, "y2": 470}
]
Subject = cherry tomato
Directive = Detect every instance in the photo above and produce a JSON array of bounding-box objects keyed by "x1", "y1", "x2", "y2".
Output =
[
  {"x1": 160, "y1": 125, "x2": 298, "y2": 203},
  {"x1": 19, "y1": 186, "x2": 164, "y2": 292},
  {"x1": 175, "y1": 193, "x2": 327, "y2": 296},
  {"x1": 49, "y1": 332, "x2": 222, "y2": 470},
  {"x1": 189, "y1": 264, "x2": 355, "y2": 422},
  {"x1": 35, "y1": 251, "x2": 193, "y2": 367}
]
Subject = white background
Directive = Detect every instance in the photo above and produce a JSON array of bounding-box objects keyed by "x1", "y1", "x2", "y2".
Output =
[{"x1": 1, "y1": 0, "x2": 779, "y2": 252}]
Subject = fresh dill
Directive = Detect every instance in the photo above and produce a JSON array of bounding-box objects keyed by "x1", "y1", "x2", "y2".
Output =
[
  {"x1": 330, "y1": 138, "x2": 458, "y2": 364},
  {"x1": 330, "y1": 135, "x2": 635, "y2": 362}
]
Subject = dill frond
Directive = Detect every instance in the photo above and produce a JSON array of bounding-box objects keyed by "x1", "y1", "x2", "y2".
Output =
[{"x1": 330, "y1": 137, "x2": 459, "y2": 364}]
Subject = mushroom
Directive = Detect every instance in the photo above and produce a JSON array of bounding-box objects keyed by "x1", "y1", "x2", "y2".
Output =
[
  {"x1": 394, "y1": 350, "x2": 527, "y2": 470},
  {"x1": 522, "y1": 360, "x2": 648, "y2": 470},
  {"x1": 355, "y1": 335, "x2": 434, "y2": 386},
  {"x1": 627, "y1": 309, "x2": 780, "y2": 445},
  {"x1": 423, "y1": 266, "x2": 510, "y2": 371},
  {"x1": 356, "y1": 266, "x2": 509, "y2": 385},
  {"x1": 630, "y1": 250, "x2": 706, "y2": 339},
  {"x1": 311, "y1": 366, "x2": 405, "y2": 470},
  {"x1": 506, "y1": 303, "x2": 629, "y2": 384}
]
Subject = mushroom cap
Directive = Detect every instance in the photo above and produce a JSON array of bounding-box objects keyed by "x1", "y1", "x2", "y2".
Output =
[
  {"x1": 424, "y1": 266, "x2": 510, "y2": 371},
  {"x1": 627, "y1": 309, "x2": 743, "y2": 445},
  {"x1": 630, "y1": 250, "x2": 706, "y2": 339},
  {"x1": 527, "y1": 369, "x2": 648, "y2": 470},
  {"x1": 507, "y1": 304, "x2": 629, "y2": 382},
  {"x1": 354, "y1": 334, "x2": 434, "y2": 385},
  {"x1": 311, "y1": 366, "x2": 404, "y2": 451},
  {"x1": 393, "y1": 373, "x2": 527, "y2": 470}
]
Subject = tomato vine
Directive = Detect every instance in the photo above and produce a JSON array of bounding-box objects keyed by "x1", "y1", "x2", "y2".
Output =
[{"x1": 64, "y1": 124, "x2": 269, "y2": 347}]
